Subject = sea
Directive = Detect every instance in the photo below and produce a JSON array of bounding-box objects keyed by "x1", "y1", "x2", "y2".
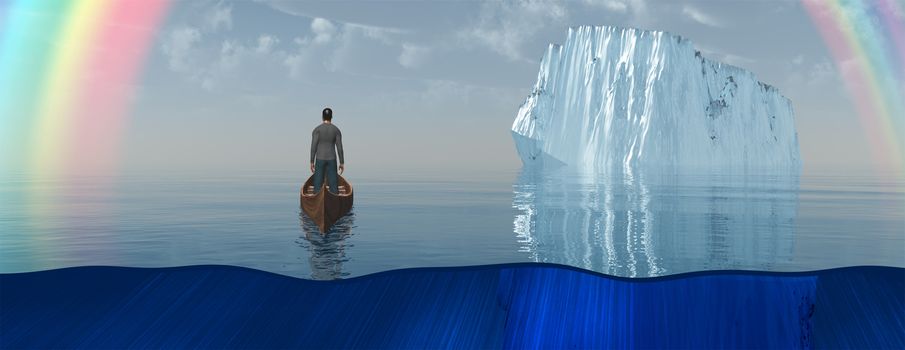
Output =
[{"x1": 1, "y1": 168, "x2": 903, "y2": 280}]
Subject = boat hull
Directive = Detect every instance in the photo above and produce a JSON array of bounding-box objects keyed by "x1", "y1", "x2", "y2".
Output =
[{"x1": 300, "y1": 175, "x2": 354, "y2": 233}]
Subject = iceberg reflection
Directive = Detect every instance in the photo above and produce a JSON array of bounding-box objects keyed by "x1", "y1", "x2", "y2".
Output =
[{"x1": 513, "y1": 169, "x2": 799, "y2": 277}]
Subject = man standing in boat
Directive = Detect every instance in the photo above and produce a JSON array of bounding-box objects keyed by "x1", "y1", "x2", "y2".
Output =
[{"x1": 310, "y1": 107, "x2": 344, "y2": 194}]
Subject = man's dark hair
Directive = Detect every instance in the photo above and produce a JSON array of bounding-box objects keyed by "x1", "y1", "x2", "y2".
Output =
[{"x1": 322, "y1": 107, "x2": 333, "y2": 121}]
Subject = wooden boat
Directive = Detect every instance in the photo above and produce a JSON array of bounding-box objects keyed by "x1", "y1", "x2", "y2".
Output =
[{"x1": 300, "y1": 175, "x2": 354, "y2": 233}]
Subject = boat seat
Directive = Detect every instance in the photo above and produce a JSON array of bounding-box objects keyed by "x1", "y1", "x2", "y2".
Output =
[{"x1": 304, "y1": 185, "x2": 350, "y2": 196}]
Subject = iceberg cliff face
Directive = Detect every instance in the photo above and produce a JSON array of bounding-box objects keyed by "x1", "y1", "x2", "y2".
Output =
[{"x1": 512, "y1": 26, "x2": 801, "y2": 174}]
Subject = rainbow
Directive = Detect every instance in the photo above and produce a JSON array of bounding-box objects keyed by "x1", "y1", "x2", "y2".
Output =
[
  {"x1": 0, "y1": 0, "x2": 170, "y2": 178},
  {"x1": 802, "y1": 0, "x2": 905, "y2": 176},
  {"x1": 0, "y1": 0, "x2": 169, "y2": 267}
]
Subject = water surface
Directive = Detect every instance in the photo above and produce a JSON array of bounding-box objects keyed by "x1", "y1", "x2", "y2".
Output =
[{"x1": 0, "y1": 169, "x2": 902, "y2": 279}]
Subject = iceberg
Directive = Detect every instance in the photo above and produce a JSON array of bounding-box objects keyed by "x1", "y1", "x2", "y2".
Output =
[{"x1": 512, "y1": 26, "x2": 801, "y2": 174}]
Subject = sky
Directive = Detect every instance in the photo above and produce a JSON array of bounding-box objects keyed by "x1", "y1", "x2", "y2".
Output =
[{"x1": 42, "y1": 0, "x2": 905, "y2": 176}]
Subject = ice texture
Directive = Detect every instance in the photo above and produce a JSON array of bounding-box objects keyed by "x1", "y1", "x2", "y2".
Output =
[{"x1": 512, "y1": 26, "x2": 801, "y2": 174}]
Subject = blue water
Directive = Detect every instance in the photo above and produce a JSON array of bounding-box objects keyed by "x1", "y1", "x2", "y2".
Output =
[
  {"x1": 9, "y1": 265, "x2": 903, "y2": 348},
  {"x1": 0, "y1": 169, "x2": 902, "y2": 279}
]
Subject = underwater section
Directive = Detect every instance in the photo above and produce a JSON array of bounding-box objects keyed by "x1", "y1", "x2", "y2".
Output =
[
  {"x1": 497, "y1": 268, "x2": 815, "y2": 348},
  {"x1": 1, "y1": 264, "x2": 902, "y2": 348}
]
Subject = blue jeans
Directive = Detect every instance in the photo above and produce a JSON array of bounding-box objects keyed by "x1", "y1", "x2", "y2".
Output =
[{"x1": 313, "y1": 159, "x2": 338, "y2": 194}]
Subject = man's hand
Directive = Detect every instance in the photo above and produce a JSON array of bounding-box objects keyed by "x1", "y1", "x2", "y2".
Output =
[
  {"x1": 339, "y1": 164, "x2": 345, "y2": 175},
  {"x1": 310, "y1": 163, "x2": 315, "y2": 173}
]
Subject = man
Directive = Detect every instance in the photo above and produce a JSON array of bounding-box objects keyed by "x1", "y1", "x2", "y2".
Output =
[{"x1": 310, "y1": 107, "x2": 345, "y2": 194}]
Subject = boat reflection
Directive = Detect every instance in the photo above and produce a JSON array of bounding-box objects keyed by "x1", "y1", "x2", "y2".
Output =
[
  {"x1": 298, "y1": 211, "x2": 356, "y2": 280},
  {"x1": 513, "y1": 169, "x2": 800, "y2": 277}
]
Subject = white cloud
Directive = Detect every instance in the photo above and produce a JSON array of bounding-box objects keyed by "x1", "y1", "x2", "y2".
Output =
[
  {"x1": 807, "y1": 60, "x2": 836, "y2": 85},
  {"x1": 682, "y1": 5, "x2": 723, "y2": 28},
  {"x1": 784, "y1": 57, "x2": 841, "y2": 93},
  {"x1": 283, "y1": 54, "x2": 307, "y2": 79},
  {"x1": 283, "y1": 37, "x2": 315, "y2": 79},
  {"x1": 278, "y1": 16, "x2": 412, "y2": 75},
  {"x1": 627, "y1": 0, "x2": 649, "y2": 24},
  {"x1": 197, "y1": 39, "x2": 252, "y2": 90},
  {"x1": 159, "y1": 2, "x2": 295, "y2": 89},
  {"x1": 398, "y1": 43, "x2": 430, "y2": 69},
  {"x1": 203, "y1": 2, "x2": 233, "y2": 32},
  {"x1": 161, "y1": 26, "x2": 202, "y2": 71},
  {"x1": 459, "y1": 0, "x2": 567, "y2": 63},
  {"x1": 582, "y1": 0, "x2": 649, "y2": 25},
  {"x1": 160, "y1": 2, "x2": 238, "y2": 78},
  {"x1": 160, "y1": 1, "x2": 431, "y2": 87},
  {"x1": 256, "y1": 0, "x2": 410, "y2": 37},
  {"x1": 249, "y1": 1, "x2": 425, "y2": 77},
  {"x1": 286, "y1": 18, "x2": 414, "y2": 75},
  {"x1": 256, "y1": 35, "x2": 279, "y2": 54},
  {"x1": 346, "y1": 22, "x2": 407, "y2": 44},
  {"x1": 583, "y1": 0, "x2": 628, "y2": 13},
  {"x1": 311, "y1": 18, "x2": 337, "y2": 44},
  {"x1": 217, "y1": 40, "x2": 243, "y2": 72},
  {"x1": 163, "y1": 31, "x2": 288, "y2": 90}
]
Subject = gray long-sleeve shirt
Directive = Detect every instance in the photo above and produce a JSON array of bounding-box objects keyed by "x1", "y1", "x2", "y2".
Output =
[{"x1": 310, "y1": 123, "x2": 344, "y2": 164}]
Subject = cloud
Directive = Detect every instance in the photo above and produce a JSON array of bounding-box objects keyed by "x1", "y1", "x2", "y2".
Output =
[
  {"x1": 283, "y1": 53, "x2": 307, "y2": 79},
  {"x1": 398, "y1": 43, "x2": 430, "y2": 69},
  {"x1": 458, "y1": 0, "x2": 567, "y2": 63},
  {"x1": 199, "y1": 36, "x2": 285, "y2": 90},
  {"x1": 807, "y1": 60, "x2": 836, "y2": 85},
  {"x1": 159, "y1": 2, "x2": 299, "y2": 89},
  {"x1": 311, "y1": 18, "x2": 337, "y2": 44},
  {"x1": 283, "y1": 37, "x2": 317, "y2": 79},
  {"x1": 345, "y1": 22, "x2": 407, "y2": 44},
  {"x1": 256, "y1": 35, "x2": 279, "y2": 54},
  {"x1": 682, "y1": 5, "x2": 723, "y2": 28},
  {"x1": 217, "y1": 40, "x2": 243, "y2": 72},
  {"x1": 161, "y1": 28, "x2": 286, "y2": 90},
  {"x1": 202, "y1": 2, "x2": 233, "y2": 32},
  {"x1": 255, "y1": 0, "x2": 410, "y2": 37},
  {"x1": 626, "y1": 0, "x2": 649, "y2": 24},
  {"x1": 783, "y1": 55, "x2": 841, "y2": 91},
  {"x1": 160, "y1": 2, "x2": 237, "y2": 76},
  {"x1": 582, "y1": 0, "x2": 651, "y2": 25},
  {"x1": 254, "y1": 7, "x2": 414, "y2": 76},
  {"x1": 159, "y1": 1, "x2": 437, "y2": 88},
  {"x1": 282, "y1": 16, "x2": 416, "y2": 75},
  {"x1": 161, "y1": 26, "x2": 202, "y2": 71},
  {"x1": 583, "y1": 0, "x2": 628, "y2": 13}
]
